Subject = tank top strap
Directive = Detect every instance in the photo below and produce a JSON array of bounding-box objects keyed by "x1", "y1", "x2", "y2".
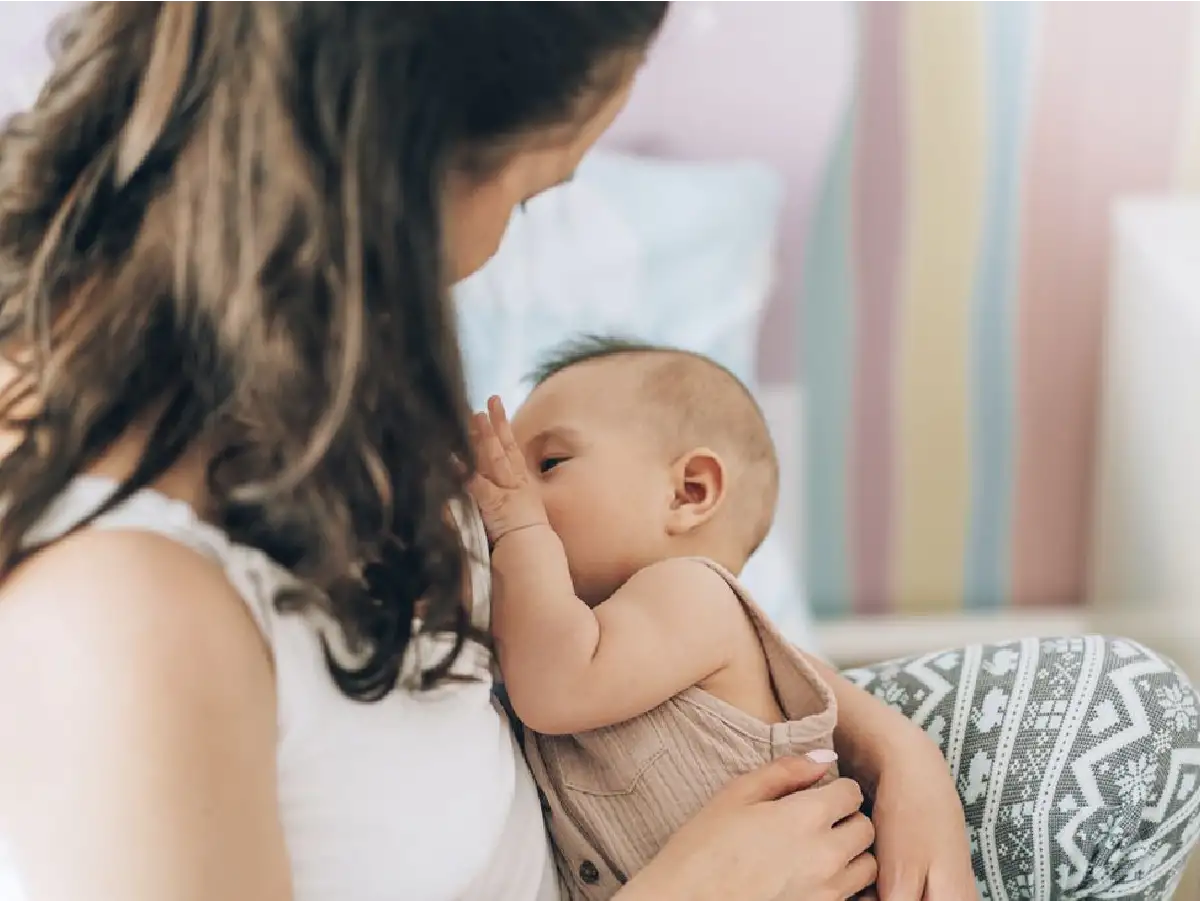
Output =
[{"x1": 27, "y1": 476, "x2": 293, "y2": 643}]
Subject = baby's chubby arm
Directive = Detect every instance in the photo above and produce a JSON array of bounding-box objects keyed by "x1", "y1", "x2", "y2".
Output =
[
  {"x1": 466, "y1": 395, "x2": 745, "y2": 735},
  {"x1": 491, "y1": 534, "x2": 743, "y2": 735}
]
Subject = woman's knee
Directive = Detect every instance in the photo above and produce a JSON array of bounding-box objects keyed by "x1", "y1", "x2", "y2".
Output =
[
  {"x1": 843, "y1": 636, "x2": 1200, "y2": 896},
  {"x1": 1057, "y1": 637, "x2": 1200, "y2": 897},
  {"x1": 1093, "y1": 637, "x2": 1199, "y2": 752}
]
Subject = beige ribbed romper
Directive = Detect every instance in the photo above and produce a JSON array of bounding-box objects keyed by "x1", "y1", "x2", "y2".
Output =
[{"x1": 523, "y1": 557, "x2": 839, "y2": 901}]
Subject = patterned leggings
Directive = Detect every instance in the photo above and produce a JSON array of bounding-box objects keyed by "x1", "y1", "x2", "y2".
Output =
[{"x1": 844, "y1": 637, "x2": 1200, "y2": 900}]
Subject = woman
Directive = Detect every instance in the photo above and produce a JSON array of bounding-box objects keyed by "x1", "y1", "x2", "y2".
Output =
[{"x1": 0, "y1": 5, "x2": 1194, "y2": 901}]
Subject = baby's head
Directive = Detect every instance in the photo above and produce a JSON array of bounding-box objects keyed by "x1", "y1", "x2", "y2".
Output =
[{"x1": 511, "y1": 335, "x2": 779, "y2": 605}]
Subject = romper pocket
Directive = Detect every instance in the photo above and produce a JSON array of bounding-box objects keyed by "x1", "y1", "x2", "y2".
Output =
[
  {"x1": 539, "y1": 721, "x2": 684, "y2": 879},
  {"x1": 545, "y1": 722, "x2": 667, "y2": 797}
]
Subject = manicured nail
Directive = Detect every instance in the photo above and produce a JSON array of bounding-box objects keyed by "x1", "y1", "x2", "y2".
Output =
[{"x1": 805, "y1": 749, "x2": 839, "y2": 764}]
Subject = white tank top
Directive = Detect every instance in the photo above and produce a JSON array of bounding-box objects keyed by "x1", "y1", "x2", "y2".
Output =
[{"x1": 0, "y1": 476, "x2": 560, "y2": 901}]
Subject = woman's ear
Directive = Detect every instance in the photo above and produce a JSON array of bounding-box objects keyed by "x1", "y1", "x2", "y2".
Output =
[{"x1": 666, "y1": 447, "x2": 726, "y2": 536}]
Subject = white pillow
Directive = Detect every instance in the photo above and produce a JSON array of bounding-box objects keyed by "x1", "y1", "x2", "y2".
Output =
[{"x1": 454, "y1": 150, "x2": 817, "y2": 648}]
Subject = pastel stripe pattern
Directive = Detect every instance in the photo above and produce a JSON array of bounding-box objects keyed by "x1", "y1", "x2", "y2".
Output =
[
  {"x1": 801, "y1": 1, "x2": 1200, "y2": 620},
  {"x1": 1012, "y1": 1, "x2": 1192, "y2": 607},
  {"x1": 850, "y1": 4, "x2": 904, "y2": 616},
  {"x1": 892, "y1": 3, "x2": 985, "y2": 615},
  {"x1": 964, "y1": 1, "x2": 1035, "y2": 611},
  {"x1": 802, "y1": 101, "x2": 856, "y2": 620}
]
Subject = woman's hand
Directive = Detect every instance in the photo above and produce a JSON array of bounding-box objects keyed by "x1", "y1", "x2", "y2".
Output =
[
  {"x1": 798, "y1": 653, "x2": 976, "y2": 899},
  {"x1": 466, "y1": 395, "x2": 548, "y2": 544},
  {"x1": 868, "y1": 733, "x2": 977, "y2": 901},
  {"x1": 621, "y1": 753, "x2": 878, "y2": 901}
]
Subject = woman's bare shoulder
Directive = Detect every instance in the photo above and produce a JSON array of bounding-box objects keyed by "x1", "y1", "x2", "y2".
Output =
[
  {"x1": 0, "y1": 526, "x2": 270, "y2": 663},
  {"x1": 0, "y1": 528, "x2": 287, "y2": 900},
  {"x1": 0, "y1": 526, "x2": 275, "y2": 735}
]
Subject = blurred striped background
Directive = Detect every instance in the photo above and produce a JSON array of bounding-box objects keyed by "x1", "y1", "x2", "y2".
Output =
[{"x1": 804, "y1": 2, "x2": 1200, "y2": 619}]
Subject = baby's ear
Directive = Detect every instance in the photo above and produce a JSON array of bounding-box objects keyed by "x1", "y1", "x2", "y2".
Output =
[{"x1": 666, "y1": 447, "x2": 726, "y2": 535}]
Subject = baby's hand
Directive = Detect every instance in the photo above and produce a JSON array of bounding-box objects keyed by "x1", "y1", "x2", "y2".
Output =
[{"x1": 467, "y1": 396, "x2": 549, "y2": 545}]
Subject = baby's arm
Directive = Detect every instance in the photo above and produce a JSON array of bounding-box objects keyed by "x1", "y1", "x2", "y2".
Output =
[{"x1": 491, "y1": 527, "x2": 741, "y2": 735}]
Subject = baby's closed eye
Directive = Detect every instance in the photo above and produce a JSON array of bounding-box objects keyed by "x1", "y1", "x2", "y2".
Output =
[{"x1": 539, "y1": 456, "x2": 568, "y2": 474}]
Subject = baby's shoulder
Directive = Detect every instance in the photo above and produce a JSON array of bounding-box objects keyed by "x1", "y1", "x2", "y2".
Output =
[{"x1": 624, "y1": 556, "x2": 743, "y2": 615}]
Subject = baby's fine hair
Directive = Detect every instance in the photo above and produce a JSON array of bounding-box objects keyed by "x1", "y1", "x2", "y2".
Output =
[{"x1": 531, "y1": 334, "x2": 779, "y2": 556}]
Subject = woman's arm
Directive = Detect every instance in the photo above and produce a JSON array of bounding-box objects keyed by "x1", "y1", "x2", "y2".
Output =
[
  {"x1": 0, "y1": 529, "x2": 291, "y2": 901},
  {"x1": 803, "y1": 652, "x2": 976, "y2": 900},
  {"x1": 802, "y1": 652, "x2": 936, "y2": 793}
]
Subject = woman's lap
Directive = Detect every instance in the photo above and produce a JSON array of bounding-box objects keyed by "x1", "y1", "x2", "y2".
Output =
[{"x1": 844, "y1": 636, "x2": 1200, "y2": 900}]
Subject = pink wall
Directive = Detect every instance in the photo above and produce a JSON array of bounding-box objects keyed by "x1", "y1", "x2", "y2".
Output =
[{"x1": 602, "y1": 2, "x2": 855, "y2": 384}]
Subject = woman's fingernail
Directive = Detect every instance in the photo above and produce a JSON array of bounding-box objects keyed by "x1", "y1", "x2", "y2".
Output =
[{"x1": 805, "y1": 749, "x2": 839, "y2": 764}]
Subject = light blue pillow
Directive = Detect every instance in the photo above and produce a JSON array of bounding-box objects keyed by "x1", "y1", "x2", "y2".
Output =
[{"x1": 453, "y1": 150, "x2": 816, "y2": 649}]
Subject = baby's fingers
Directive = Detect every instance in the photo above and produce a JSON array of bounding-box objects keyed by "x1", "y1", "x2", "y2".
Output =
[
  {"x1": 474, "y1": 411, "x2": 514, "y2": 485},
  {"x1": 487, "y1": 396, "x2": 525, "y2": 471}
]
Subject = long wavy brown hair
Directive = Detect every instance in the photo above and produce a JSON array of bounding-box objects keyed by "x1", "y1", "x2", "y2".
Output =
[{"x1": 0, "y1": 2, "x2": 667, "y2": 700}]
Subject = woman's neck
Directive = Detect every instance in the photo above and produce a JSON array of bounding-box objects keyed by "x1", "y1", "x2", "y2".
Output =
[
  {"x1": 0, "y1": 357, "x2": 210, "y2": 513},
  {"x1": 86, "y1": 428, "x2": 210, "y2": 512}
]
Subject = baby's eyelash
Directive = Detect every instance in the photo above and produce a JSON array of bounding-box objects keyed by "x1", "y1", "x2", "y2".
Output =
[{"x1": 540, "y1": 457, "x2": 567, "y2": 473}]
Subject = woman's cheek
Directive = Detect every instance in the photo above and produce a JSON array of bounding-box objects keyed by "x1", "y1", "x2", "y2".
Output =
[{"x1": 443, "y1": 176, "x2": 519, "y2": 283}]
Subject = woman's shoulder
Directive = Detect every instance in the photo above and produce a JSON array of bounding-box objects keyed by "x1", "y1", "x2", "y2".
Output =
[
  {"x1": 0, "y1": 527, "x2": 287, "y2": 899},
  {"x1": 0, "y1": 525, "x2": 276, "y2": 727}
]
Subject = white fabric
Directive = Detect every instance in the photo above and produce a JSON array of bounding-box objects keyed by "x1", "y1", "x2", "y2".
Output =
[{"x1": 6, "y1": 476, "x2": 559, "y2": 901}]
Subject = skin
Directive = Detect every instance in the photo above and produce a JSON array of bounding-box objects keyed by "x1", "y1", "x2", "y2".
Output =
[
  {"x1": 0, "y1": 64, "x2": 971, "y2": 901},
  {"x1": 508, "y1": 358, "x2": 748, "y2": 604},
  {"x1": 471, "y1": 362, "x2": 787, "y2": 734}
]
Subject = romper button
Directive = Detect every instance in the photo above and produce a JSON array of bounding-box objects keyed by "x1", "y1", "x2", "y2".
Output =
[{"x1": 579, "y1": 860, "x2": 601, "y2": 885}]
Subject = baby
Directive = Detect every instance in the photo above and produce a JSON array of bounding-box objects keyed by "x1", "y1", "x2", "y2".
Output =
[{"x1": 468, "y1": 336, "x2": 838, "y2": 901}]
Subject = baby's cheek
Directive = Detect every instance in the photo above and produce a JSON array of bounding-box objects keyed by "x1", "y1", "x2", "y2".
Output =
[{"x1": 539, "y1": 490, "x2": 575, "y2": 536}]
